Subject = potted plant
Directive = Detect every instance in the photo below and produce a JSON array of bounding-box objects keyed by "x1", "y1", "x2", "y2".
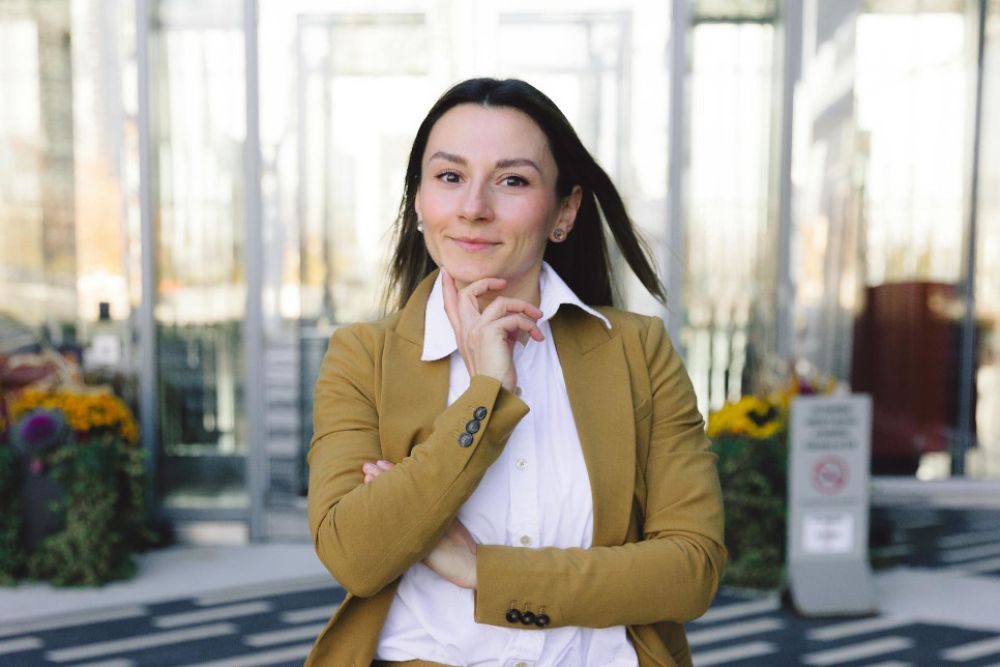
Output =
[
  {"x1": 1, "y1": 385, "x2": 151, "y2": 586},
  {"x1": 708, "y1": 374, "x2": 836, "y2": 590}
]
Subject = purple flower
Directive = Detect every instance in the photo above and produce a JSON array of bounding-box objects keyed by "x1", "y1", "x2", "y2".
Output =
[{"x1": 12, "y1": 409, "x2": 68, "y2": 457}]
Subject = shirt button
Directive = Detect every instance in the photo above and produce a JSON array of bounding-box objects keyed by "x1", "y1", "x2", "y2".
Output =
[
  {"x1": 520, "y1": 535, "x2": 532, "y2": 546},
  {"x1": 515, "y1": 458, "x2": 528, "y2": 471},
  {"x1": 514, "y1": 386, "x2": 523, "y2": 397}
]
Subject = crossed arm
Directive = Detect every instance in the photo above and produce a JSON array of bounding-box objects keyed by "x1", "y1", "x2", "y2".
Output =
[{"x1": 308, "y1": 311, "x2": 726, "y2": 628}]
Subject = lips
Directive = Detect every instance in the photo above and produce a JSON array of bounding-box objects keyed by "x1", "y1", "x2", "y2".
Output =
[{"x1": 450, "y1": 237, "x2": 500, "y2": 252}]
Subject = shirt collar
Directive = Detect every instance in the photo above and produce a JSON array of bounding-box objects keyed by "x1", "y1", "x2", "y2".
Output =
[{"x1": 421, "y1": 262, "x2": 612, "y2": 362}]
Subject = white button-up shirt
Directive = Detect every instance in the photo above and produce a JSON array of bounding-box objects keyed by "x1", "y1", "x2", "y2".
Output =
[{"x1": 375, "y1": 262, "x2": 639, "y2": 667}]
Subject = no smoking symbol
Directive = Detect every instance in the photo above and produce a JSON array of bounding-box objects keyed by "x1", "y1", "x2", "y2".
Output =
[{"x1": 812, "y1": 456, "x2": 848, "y2": 494}]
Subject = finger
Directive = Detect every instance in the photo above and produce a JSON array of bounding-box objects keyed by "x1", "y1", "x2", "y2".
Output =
[
  {"x1": 362, "y1": 462, "x2": 389, "y2": 480},
  {"x1": 441, "y1": 270, "x2": 462, "y2": 335},
  {"x1": 480, "y1": 296, "x2": 544, "y2": 323},
  {"x1": 456, "y1": 277, "x2": 507, "y2": 326},
  {"x1": 508, "y1": 329, "x2": 542, "y2": 348},
  {"x1": 451, "y1": 277, "x2": 508, "y2": 340},
  {"x1": 460, "y1": 276, "x2": 507, "y2": 300},
  {"x1": 485, "y1": 313, "x2": 545, "y2": 343},
  {"x1": 375, "y1": 460, "x2": 394, "y2": 470},
  {"x1": 363, "y1": 473, "x2": 374, "y2": 484}
]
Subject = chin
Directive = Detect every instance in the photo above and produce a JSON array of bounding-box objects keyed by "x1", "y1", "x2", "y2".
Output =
[
  {"x1": 437, "y1": 255, "x2": 501, "y2": 284},
  {"x1": 443, "y1": 264, "x2": 497, "y2": 286}
]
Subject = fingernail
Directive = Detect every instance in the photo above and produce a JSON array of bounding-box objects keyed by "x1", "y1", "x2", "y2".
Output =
[
  {"x1": 362, "y1": 463, "x2": 376, "y2": 472},
  {"x1": 376, "y1": 460, "x2": 392, "y2": 470}
]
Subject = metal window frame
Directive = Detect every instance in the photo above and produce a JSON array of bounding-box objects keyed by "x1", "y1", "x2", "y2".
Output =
[
  {"x1": 666, "y1": 0, "x2": 688, "y2": 349},
  {"x1": 953, "y1": 0, "x2": 986, "y2": 476},
  {"x1": 243, "y1": 0, "x2": 266, "y2": 540},
  {"x1": 136, "y1": 0, "x2": 158, "y2": 518}
]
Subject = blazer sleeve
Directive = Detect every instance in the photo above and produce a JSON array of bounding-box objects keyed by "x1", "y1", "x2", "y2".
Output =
[
  {"x1": 308, "y1": 324, "x2": 530, "y2": 598},
  {"x1": 473, "y1": 316, "x2": 727, "y2": 628}
]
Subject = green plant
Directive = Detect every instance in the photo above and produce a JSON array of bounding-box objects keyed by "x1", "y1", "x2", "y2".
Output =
[
  {"x1": 707, "y1": 372, "x2": 836, "y2": 590},
  {"x1": 3, "y1": 387, "x2": 152, "y2": 586},
  {"x1": 26, "y1": 433, "x2": 149, "y2": 585},
  {"x1": 0, "y1": 441, "x2": 23, "y2": 585},
  {"x1": 711, "y1": 431, "x2": 787, "y2": 590}
]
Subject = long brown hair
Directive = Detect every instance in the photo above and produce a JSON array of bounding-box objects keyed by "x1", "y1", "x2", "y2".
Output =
[{"x1": 384, "y1": 77, "x2": 665, "y2": 311}]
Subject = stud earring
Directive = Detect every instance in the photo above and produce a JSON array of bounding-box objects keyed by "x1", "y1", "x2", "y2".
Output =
[
  {"x1": 551, "y1": 228, "x2": 566, "y2": 242},
  {"x1": 416, "y1": 219, "x2": 424, "y2": 233}
]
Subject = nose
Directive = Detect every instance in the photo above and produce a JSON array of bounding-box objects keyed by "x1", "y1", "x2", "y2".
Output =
[{"x1": 459, "y1": 180, "x2": 494, "y2": 223}]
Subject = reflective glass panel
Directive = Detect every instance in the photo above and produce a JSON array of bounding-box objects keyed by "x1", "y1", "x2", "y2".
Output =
[
  {"x1": 796, "y1": 3, "x2": 980, "y2": 477},
  {"x1": 973, "y1": 0, "x2": 1000, "y2": 478},
  {"x1": 683, "y1": 20, "x2": 776, "y2": 414},
  {"x1": 258, "y1": 1, "x2": 672, "y2": 496},
  {"x1": 0, "y1": 2, "x2": 77, "y2": 329},
  {"x1": 854, "y1": 7, "x2": 969, "y2": 477},
  {"x1": 0, "y1": 0, "x2": 137, "y2": 363},
  {"x1": 151, "y1": 0, "x2": 248, "y2": 509}
]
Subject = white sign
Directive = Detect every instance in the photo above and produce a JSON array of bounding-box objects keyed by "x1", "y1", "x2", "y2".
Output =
[
  {"x1": 86, "y1": 334, "x2": 122, "y2": 368},
  {"x1": 787, "y1": 394, "x2": 875, "y2": 615},
  {"x1": 803, "y1": 512, "x2": 854, "y2": 554}
]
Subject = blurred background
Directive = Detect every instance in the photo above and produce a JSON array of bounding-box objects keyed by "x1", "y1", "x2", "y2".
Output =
[{"x1": 0, "y1": 0, "x2": 997, "y2": 543}]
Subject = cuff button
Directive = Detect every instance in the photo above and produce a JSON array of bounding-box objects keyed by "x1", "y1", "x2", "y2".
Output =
[
  {"x1": 465, "y1": 418, "x2": 481, "y2": 434},
  {"x1": 473, "y1": 406, "x2": 488, "y2": 420},
  {"x1": 505, "y1": 608, "x2": 522, "y2": 624},
  {"x1": 458, "y1": 433, "x2": 474, "y2": 447},
  {"x1": 520, "y1": 611, "x2": 536, "y2": 625},
  {"x1": 535, "y1": 613, "x2": 551, "y2": 627}
]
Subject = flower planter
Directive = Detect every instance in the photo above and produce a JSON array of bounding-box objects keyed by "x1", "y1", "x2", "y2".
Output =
[{"x1": 2, "y1": 385, "x2": 151, "y2": 585}]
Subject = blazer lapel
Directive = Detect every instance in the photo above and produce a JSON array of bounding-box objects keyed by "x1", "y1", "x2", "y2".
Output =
[
  {"x1": 379, "y1": 272, "x2": 450, "y2": 462},
  {"x1": 378, "y1": 276, "x2": 637, "y2": 547},
  {"x1": 551, "y1": 308, "x2": 636, "y2": 547}
]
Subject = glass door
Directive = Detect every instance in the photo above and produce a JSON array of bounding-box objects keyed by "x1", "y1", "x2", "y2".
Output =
[{"x1": 151, "y1": 0, "x2": 249, "y2": 510}]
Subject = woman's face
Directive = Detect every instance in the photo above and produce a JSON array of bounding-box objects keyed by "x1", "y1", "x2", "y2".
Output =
[{"x1": 415, "y1": 103, "x2": 580, "y2": 296}]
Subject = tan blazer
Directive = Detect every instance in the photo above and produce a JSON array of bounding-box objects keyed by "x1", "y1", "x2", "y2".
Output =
[{"x1": 306, "y1": 272, "x2": 726, "y2": 667}]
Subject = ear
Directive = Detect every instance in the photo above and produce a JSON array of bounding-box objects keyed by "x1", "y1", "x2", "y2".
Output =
[
  {"x1": 555, "y1": 185, "x2": 582, "y2": 236},
  {"x1": 414, "y1": 191, "x2": 423, "y2": 222}
]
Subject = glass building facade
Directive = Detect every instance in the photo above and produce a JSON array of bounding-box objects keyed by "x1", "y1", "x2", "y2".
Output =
[{"x1": 0, "y1": 0, "x2": 997, "y2": 540}]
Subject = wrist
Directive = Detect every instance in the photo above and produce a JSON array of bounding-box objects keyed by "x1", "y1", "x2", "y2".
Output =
[{"x1": 467, "y1": 555, "x2": 478, "y2": 589}]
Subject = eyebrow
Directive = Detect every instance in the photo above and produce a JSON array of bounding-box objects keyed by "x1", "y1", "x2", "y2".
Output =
[{"x1": 427, "y1": 151, "x2": 541, "y2": 174}]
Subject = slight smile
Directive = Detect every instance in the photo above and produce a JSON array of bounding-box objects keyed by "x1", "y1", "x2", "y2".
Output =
[{"x1": 450, "y1": 236, "x2": 501, "y2": 252}]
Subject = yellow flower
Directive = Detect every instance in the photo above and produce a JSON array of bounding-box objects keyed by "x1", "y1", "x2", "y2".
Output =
[
  {"x1": 9, "y1": 388, "x2": 139, "y2": 445},
  {"x1": 708, "y1": 394, "x2": 786, "y2": 440}
]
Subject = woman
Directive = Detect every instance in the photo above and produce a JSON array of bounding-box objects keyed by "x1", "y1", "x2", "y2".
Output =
[{"x1": 307, "y1": 78, "x2": 725, "y2": 667}]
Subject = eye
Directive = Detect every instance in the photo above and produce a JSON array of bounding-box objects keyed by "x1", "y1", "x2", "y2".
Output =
[
  {"x1": 500, "y1": 174, "x2": 529, "y2": 187},
  {"x1": 436, "y1": 170, "x2": 461, "y2": 184}
]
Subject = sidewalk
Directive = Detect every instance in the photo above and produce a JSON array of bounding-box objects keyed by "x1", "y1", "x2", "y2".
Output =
[
  {"x1": 0, "y1": 543, "x2": 329, "y2": 628},
  {"x1": 3, "y1": 542, "x2": 999, "y2": 632},
  {"x1": 2, "y1": 506, "x2": 999, "y2": 665}
]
